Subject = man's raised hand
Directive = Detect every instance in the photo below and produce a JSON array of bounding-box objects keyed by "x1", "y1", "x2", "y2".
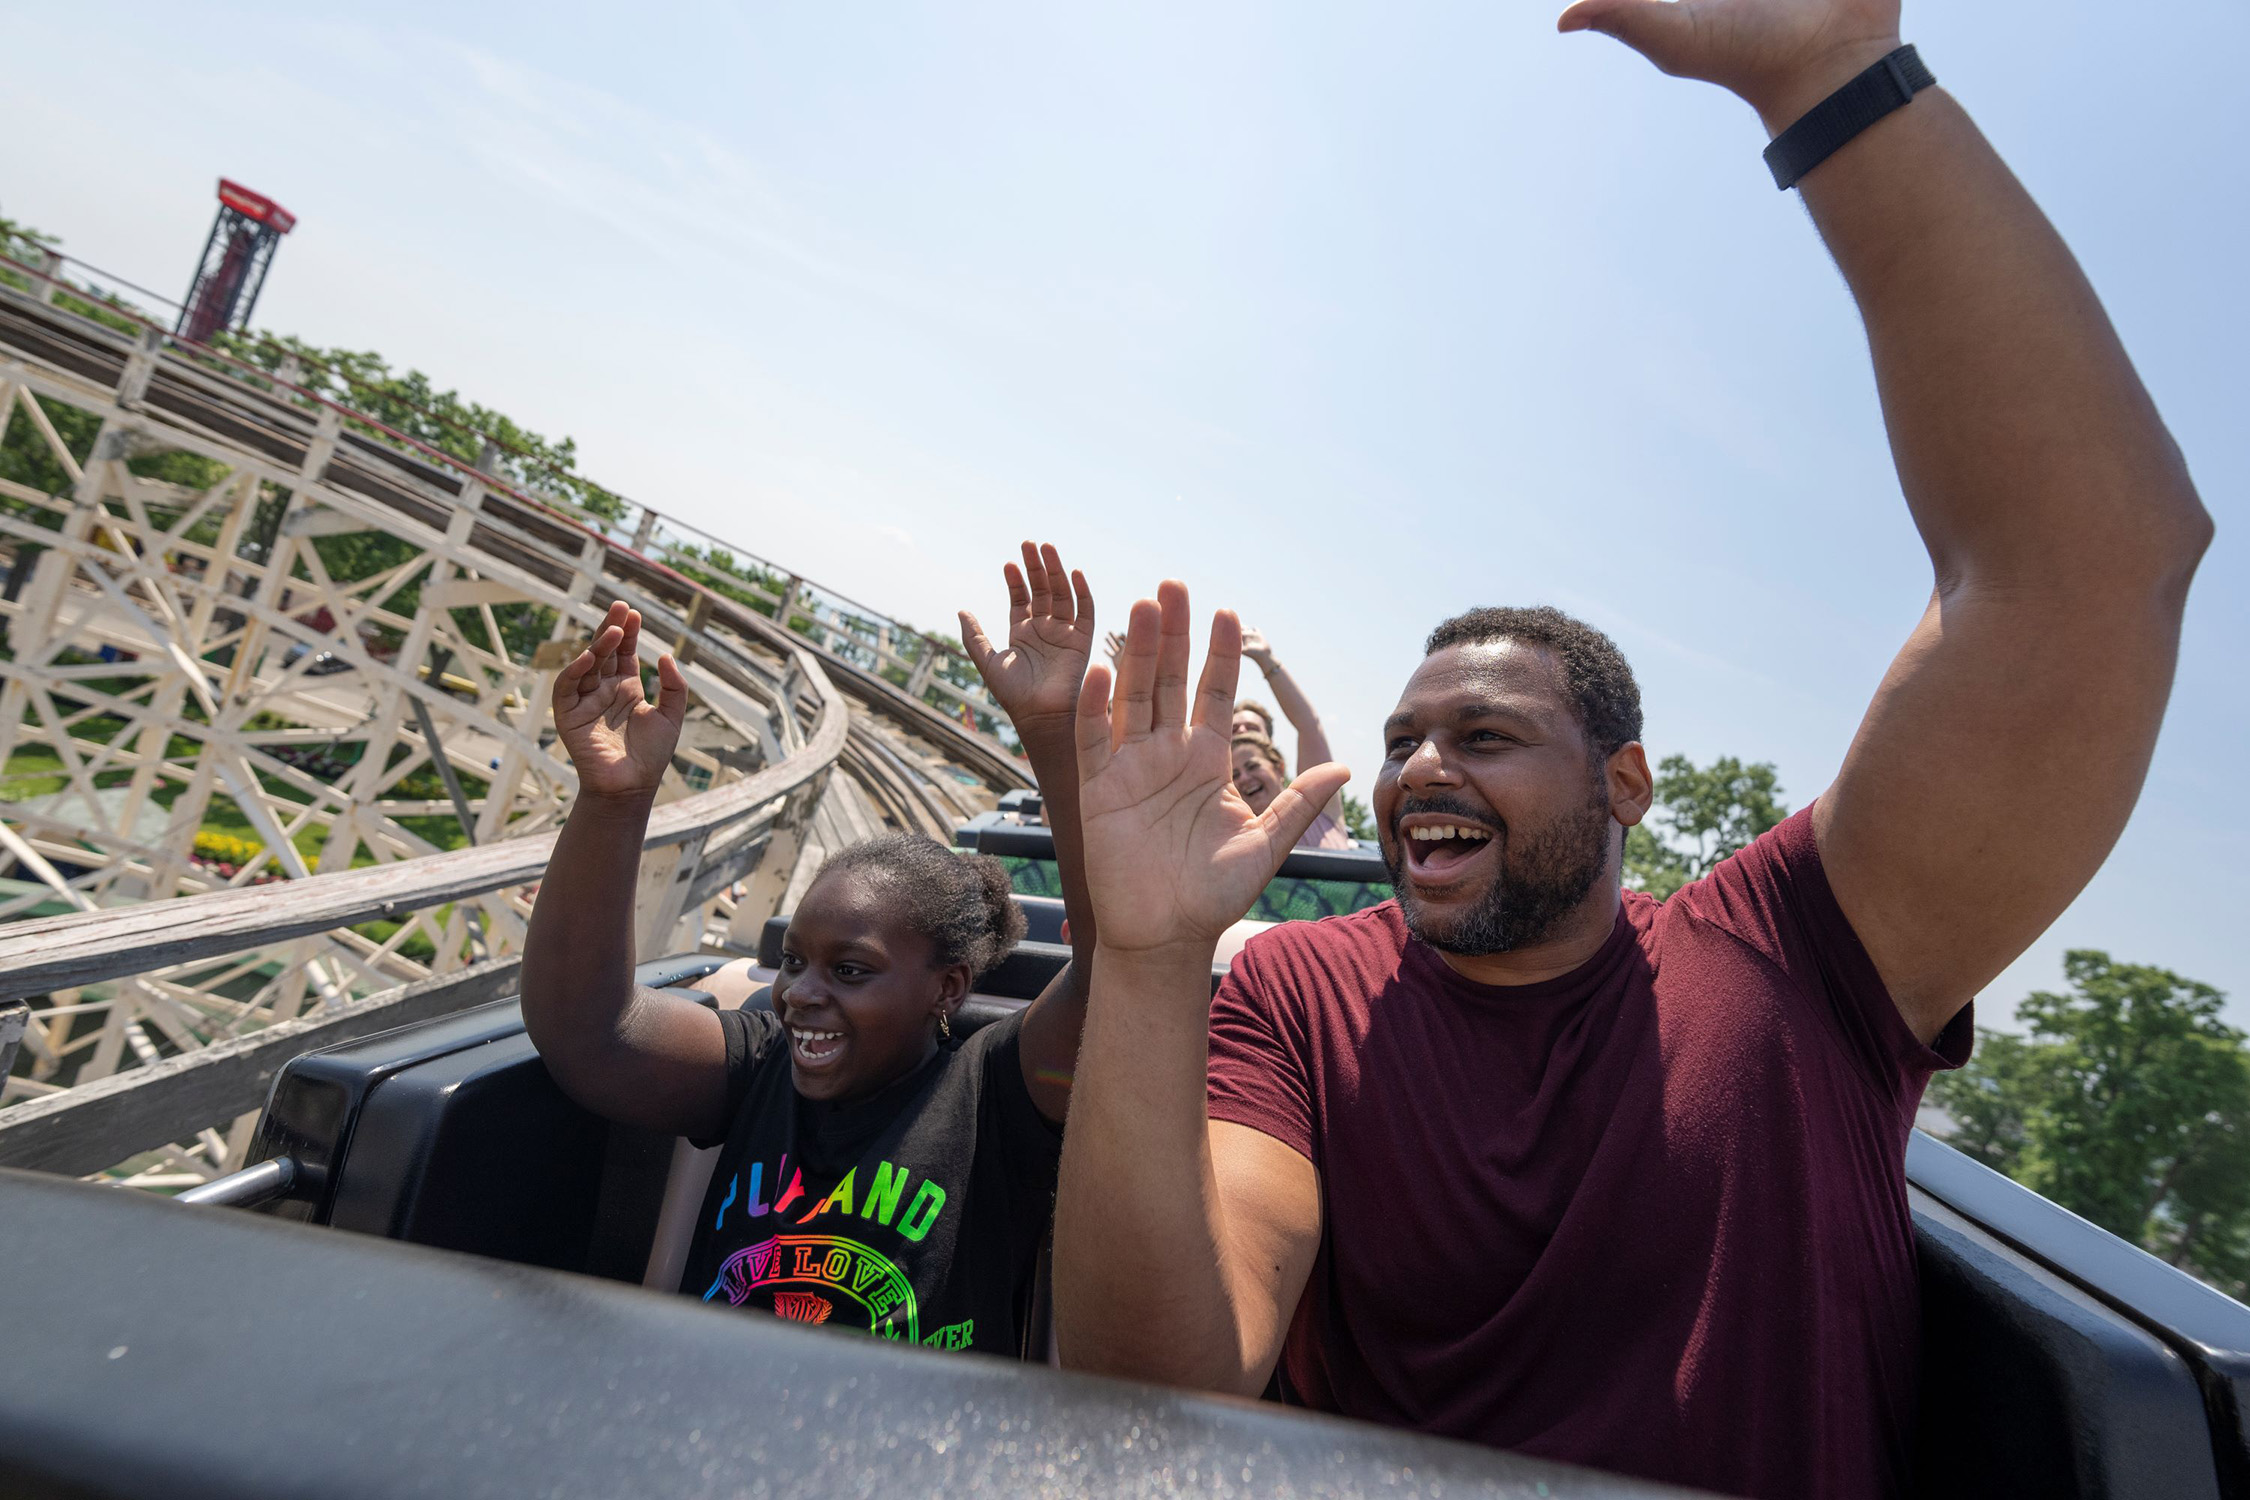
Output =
[
  {"x1": 1558, "y1": 0, "x2": 1902, "y2": 129},
  {"x1": 1074, "y1": 582, "x2": 1350, "y2": 961},
  {"x1": 551, "y1": 600, "x2": 688, "y2": 802},
  {"x1": 959, "y1": 541, "x2": 1096, "y2": 738}
]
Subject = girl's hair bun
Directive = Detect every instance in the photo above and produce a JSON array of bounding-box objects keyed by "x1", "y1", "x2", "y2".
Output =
[{"x1": 815, "y1": 833, "x2": 1026, "y2": 978}]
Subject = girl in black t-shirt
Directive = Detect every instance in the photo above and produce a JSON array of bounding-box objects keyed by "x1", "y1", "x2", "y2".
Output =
[{"x1": 522, "y1": 542, "x2": 1103, "y2": 1357}]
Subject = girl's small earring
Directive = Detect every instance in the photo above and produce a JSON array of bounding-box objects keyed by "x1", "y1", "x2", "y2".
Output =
[{"x1": 937, "y1": 1012, "x2": 952, "y2": 1042}]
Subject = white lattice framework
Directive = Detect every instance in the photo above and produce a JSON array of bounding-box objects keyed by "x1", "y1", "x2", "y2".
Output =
[{"x1": 0, "y1": 254, "x2": 1025, "y2": 1187}]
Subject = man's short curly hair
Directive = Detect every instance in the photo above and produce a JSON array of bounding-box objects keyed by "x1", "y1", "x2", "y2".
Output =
[{"x1": 1423, "y1": 605, "x2": 1644, "y2": 760}]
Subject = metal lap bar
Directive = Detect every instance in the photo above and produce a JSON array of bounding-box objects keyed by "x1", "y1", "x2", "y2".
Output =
[{"x1": 176, "y1": 1155, "x2": 295, "y2": 1208}]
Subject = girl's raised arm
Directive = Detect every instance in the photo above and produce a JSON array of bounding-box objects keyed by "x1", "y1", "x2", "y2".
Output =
[
  {"x1": 521, "y1": 602, "x2": 734, "y2": 1140},
  {"x1": 959, "y1": 541, "x2": 1099, "y2": 1122}
]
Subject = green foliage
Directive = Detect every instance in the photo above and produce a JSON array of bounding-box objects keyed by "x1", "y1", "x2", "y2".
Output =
[
  {"x1": 310, "y1": 530, "x2": 423, "y2": 590},
  {"x1": 1250, "y1": 874, "x2": 1391, "y2": 924},
  {"x1": 995, "y1": 855, "x2": 1389, "y2": 925},
  {"x1": 1929, "y1": 951, "x2": 2250, "y2": 1301},
  {"x1": 52, "y1": 286, "x2": 141, "y2": 338},
  {"x1": 0, "y1": 216, "x2": 57, "y2": 296},
  {"x1": 1341, "y1": 790, "x2": 1376, "y2": 842},
  {"x1": 1623, "y1": 753, "x2": 1788, "y2": 900},
  {"x1": 2, "y1": 391, "x2": 99, "y2": 509},
  {"x1": 3, "y1": 391, "x2": 227, "y2": 515},
  {"x1": 0, "y1": 216, "x2": 58, "y2": 257},
  {"x1": 667, "y1": 543, "x2": 785, "y2": 616},
  {"x1": 0, "y1": 218, "x2": 145, "y2": 335},
  {"x1": 0, "y1": 234, "x2": 620, "y2": 525},
  {"x1": 209, "y1": 331, "x2": 626, "y2": 520},
  {"x1": 125, "y1": 450, "x2": 232, "y2": 492}
]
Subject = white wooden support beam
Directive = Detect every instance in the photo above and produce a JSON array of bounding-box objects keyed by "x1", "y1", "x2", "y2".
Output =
[
  {"x1": 299, "y1": 404, "x2": 341, "y2": 487},
  {"x1": 32, "y1": 249, "x2": 63, "y2": 306},
  {"x1": 729, "y1": 773, "x2": 827, "y2": 936},
  {"x1": 280, "y1": 506, "x2": 378, "y2": 539},
  {"x1": 565, "y1": 534, "x2": 604, "y2": 604},
  {"x1": 0, "y1": 1000, "x2": 27, "y2": 1092},
  {"x1": 425, "y1": 577, "x2": 531, "y2": 611},
  {"x1": 408, "y1": 651, "x2": 481, "y2": 848},
  {"x1": 0, "y1": 276, "x2": 1012, "y2": 1176},
  {"x1": 0, "y1": 819, "x2": 98, "y2": 913},
  {"x1": 115, "y1": 328, "x2": 164, "y2": 409}
]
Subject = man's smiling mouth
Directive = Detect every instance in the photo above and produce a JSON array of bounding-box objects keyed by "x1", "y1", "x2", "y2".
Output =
[{"x1": 1397, "y1": 817, "x2": 1498, "y2": 884}]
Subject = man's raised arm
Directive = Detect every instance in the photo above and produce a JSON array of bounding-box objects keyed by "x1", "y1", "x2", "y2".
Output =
[
  {"x1": 1564, "y1": 0, "x2": 2212, "y2": 1042},
  {"x1": 1052, "y1": 584, "x2": 1349, "y2": 1392}
]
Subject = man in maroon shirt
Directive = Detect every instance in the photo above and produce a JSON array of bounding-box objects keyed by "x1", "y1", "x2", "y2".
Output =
[{"x1": 1048, "y1": 1, "x2": 2213, "y2": 1497}]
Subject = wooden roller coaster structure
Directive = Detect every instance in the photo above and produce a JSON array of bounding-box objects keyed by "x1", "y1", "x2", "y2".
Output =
[{"x1": 0, "y1": 247, "x2": 1029, "y2": 1189}]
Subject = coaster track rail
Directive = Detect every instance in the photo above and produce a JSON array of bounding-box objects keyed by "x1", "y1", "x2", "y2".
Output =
[{"x1": 0, "y1": 246, "x2": 1028, "y2": 1187}]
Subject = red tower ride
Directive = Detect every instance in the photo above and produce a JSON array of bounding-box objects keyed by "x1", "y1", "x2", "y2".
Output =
[{"x1": 177, "y1": 179, "x2": 295, "y2": 345}]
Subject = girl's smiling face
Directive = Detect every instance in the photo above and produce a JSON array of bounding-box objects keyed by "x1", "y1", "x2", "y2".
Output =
[{"x1": 772, "y1": 868, "x2": 968, "y2": 1103}]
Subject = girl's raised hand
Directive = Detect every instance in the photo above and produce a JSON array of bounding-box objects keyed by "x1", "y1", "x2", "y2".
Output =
[
  {"x1": 551, "y1": 600, "x2": 688, "y2": 801},
  {"x1": 959, "y1": 540, "x2": 1097, "y2": 738}
]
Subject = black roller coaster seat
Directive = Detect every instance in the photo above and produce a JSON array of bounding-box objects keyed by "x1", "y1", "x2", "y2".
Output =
[{"x1": 233, "y1": 951, "x2": 2250, "y2": 1500}]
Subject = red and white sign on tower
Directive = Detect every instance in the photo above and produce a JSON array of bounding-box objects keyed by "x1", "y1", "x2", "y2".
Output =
[{"x1": 177, "y1": 178, "x2": 296, "y2": 345}]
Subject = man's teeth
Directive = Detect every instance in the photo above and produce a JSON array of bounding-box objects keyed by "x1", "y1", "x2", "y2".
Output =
[{"x1": 1408, "y1": 825, "x2": 1492, "y2": 841}]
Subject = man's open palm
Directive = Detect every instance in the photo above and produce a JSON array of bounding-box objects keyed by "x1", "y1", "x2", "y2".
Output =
[
  {"x1": 551, "y1": 600, "x2": 687, "y2": 801},
  {"x1": 1075, "y1": 583, "x2": 1349, "y2": 958},
  {"x1": 959, "y1": 541, "x2": 1096, "y2": 734},
  {"x1": 1558, "y1": 0, "x2": 1901, "y2": 121}
]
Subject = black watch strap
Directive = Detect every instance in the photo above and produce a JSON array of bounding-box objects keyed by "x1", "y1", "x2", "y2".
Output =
[{"x1": 1762, "y1": 45, "x2": 1935, "y2": 191}]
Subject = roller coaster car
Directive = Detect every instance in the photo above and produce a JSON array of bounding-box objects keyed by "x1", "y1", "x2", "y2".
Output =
[{"x1": 5, "y1": 831, "x2": 2249, "y2": 1499}]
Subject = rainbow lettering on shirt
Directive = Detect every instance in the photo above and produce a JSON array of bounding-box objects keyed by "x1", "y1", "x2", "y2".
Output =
[
  {"x1": 714, "y1": 1157, "x2": 949, "y2": 1241},
  {"x1": 704, "y1": 1234, "x2": 920, "y2": 1343}
]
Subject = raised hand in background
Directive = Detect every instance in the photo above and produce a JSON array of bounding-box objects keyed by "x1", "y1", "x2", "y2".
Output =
[
  {"x1": 1074, "y1": 583, "x2": 1349, "y2": 960},
  {"x1": 1558, "y1": 0, "x2": 1902, "y2": 127},
  {"x1": 1237, "y1": 626, "x2": 1275, "y2": 672},
  {"x1": 550, "y1": 600, "x2": 688, "y2": 802},
  {"x1": 958, "y1": 541, "x2": 1096, "y2": 738}
]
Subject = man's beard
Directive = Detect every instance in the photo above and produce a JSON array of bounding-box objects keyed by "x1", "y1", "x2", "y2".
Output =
[{"x1": 1384, "y1": 786, "x2": 1612, "y2": 956}]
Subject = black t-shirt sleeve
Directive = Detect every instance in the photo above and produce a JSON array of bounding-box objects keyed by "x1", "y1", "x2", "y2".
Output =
[
  {"x1": 690, "y1": 1008, "x2": 786, "y2": 1151},
  {"x1": 969, "y1": 1006, "x2": 1064, "y2": 1188}
]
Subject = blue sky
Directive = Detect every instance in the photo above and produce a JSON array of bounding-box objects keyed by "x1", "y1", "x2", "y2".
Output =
[{"x1": 8, "y1": 1, "x2": 2244, "y2": 1026}]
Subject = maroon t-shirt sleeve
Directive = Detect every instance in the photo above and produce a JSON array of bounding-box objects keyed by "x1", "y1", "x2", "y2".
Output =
[
  {"x1": 1675, "y1": 803, "x2": 1972, "y2": 1103},
  {"x1": 1207, "y1": 938, "x2": 1321, "y2": 1168}
]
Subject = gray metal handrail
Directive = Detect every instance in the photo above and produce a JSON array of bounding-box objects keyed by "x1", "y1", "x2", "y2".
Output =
[{"x1": 176, "y1": 1155, "x2": 295, "y2": 1208}]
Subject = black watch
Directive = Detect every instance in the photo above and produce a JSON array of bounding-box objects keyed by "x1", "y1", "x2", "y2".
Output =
[{"x1": 1762, "y1": 45, "x2": 1936, "y2": 191}]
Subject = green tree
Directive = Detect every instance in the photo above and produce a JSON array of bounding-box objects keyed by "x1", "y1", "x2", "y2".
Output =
[
  {"x1": 1341, "y1": 791, "x2": 1376, "y2": 842},
  {"x1": 208, "y1": 331, "x2": 626, "y2": 521},
  {"x1": 0, "y1": 216, "x2": 58, "y2": 276},
  {"x1": 4, "y1": 238, "x2": 612, "y2": 520},
  {"x1": 1624, "y1": 754, "x2": 1788, "y2": 899},
  {"x1": 1928, "y1": 951, "x2": 2250, "y2": 1300}
]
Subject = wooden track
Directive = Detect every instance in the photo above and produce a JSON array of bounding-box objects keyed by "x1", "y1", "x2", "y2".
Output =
[{"x1": 0, "y1": 257, "x2": 1029, "y2": 1186}]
